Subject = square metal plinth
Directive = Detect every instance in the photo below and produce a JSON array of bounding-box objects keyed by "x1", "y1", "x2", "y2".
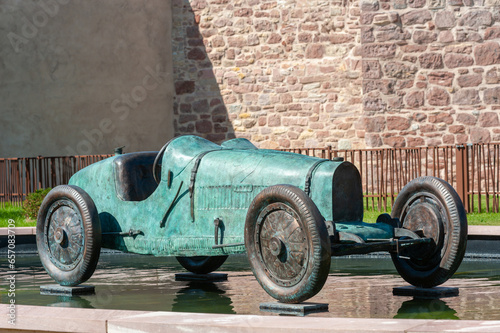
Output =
[
  {"x1": 259, "y1": 302, "x2": 329, "y2": 316},
  {"x1": 393, "y1": 286, "x2": 459, "y2": 299},
  {"x1": 40, "y1": 284, "x2": 95, "y2": 296},
  {"x1": 175, "y1": 272, "x2": 228, "y2": 282}
]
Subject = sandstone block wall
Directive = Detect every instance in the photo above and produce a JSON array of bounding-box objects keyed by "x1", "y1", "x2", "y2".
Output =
[
  {"x1": 358, "y1": 0, "x2": 500, "y2": 147},
  {"x1": 174, "y1": 0, "x2": 500, "y2": 148},
  {"x1": 173, "y1": 0, "x2": 364, "y2": 149},
  {"x1": 2, "y1": 0, "x2": 498, "y2": 156}
]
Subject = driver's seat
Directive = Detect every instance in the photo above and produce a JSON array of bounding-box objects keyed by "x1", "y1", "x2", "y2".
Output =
[{"x1": 113, "y1": 152, "x2": 159, "y2": 201}]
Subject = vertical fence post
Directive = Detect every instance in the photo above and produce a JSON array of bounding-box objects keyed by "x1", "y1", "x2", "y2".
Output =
[
  {"x1": 37, "y1": 156, "x2": 42, "y2": 190},
  {"x1": 456, "y1": 145, "x2": 470, "y2": 213}
]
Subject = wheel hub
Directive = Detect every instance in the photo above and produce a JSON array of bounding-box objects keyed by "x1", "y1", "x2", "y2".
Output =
[
  {"x1": 54, "y1": 227, "x2": 67, "y2": 246},
  {"x1": 269, "y1": 237, "x2": 286, "y2": 257},
  {"x1": 401, "y1": 195, "x2": 444, "y2": 261}
]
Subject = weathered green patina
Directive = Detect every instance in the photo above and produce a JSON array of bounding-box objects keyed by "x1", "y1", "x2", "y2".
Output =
[
  {"x1": 68, "y1": 135, "x2": 380, "y2": 256},
  {"x1": 37, "y1": 135, "x2": 468, "y2": 303}
]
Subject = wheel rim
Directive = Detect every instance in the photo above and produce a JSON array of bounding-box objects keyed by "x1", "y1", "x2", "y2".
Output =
[
  {"x1": 44, "y1": 199, "x2": 85, "y2": 271},
  {"x1": 399, "y1": 191, "x2": 447, "y2": 270},
  {"x1": 255, "y1": 202, "x2": 309, "y2": 287}
]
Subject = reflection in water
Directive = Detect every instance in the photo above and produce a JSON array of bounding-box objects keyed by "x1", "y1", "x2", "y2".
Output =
[
  {"x1": 172, "y1": 282, "x2": 235, "y2": 314},
  {"x1": 2, "y1": 254, "x2": 500, "y2": 319},
  {"x1": 395, "y1": 298, "x2": 459, "y2": 320},
  {"x1": 49, "y1": 296, "x2": 94, "y2": 309}
]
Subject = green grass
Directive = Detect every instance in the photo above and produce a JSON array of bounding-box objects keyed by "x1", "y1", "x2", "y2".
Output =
[
  {"x1": 0, "y1": 195, "x2": 499, "y2": 228},
  {"x1": 363, "y1": 198, "x2": 500, "y2": 226},
  {"x1": 0, "y1": 203, "x2": 35, "y2": 228},
  {"x1": 466, "y1": 195, "x2": 500, "y2": 214},
  {"x1": 363, "y1": 209, "x2": 385, "y2": 223},
  {"x1": 364, "y1": 208, "x2": 499, "y2": 225},
  {"x1": 464, "y1": 212, "x2": 500, "y2": 226}
]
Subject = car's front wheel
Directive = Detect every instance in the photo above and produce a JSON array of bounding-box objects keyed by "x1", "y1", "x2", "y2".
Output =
[
  {"x1": 245, "y1": 185, "x2": 331, "y2": 303},
  {"x1": 36, "y1": 185, "x2": 101, "y2": 286},
  {"x1": 390, "y1": 177, "x2": 467, "y2": 287}
]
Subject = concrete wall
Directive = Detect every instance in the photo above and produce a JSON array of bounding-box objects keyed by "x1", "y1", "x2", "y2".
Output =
[{"x1": 0, "y1": 0, "x2": 174, "y2": 157}]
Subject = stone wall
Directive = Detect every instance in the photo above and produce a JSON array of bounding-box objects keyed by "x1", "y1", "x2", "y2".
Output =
[
  {"x1": 358, "y1": 0, "x2": 500, "y2": 147},
  {"x1": 172, "y1": 0, "x2": 236, "y2": 143},
  {"x1": 175, "y1": 0, "x2": 500, "y2": 148},
  {"x1": 2, "y1": 0, "x2": 499, "y2": 156},
  {"x1": 173, "y1": 0, "x2": 364, "y2": 149}
]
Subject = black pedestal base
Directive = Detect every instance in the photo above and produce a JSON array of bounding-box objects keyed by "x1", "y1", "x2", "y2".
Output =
[
  {"x1": 40, "y1": 284, "x2": 95, "y2": 296},
  {"x1": 393, "y1": 286, "x2": 459, "y2": 299},
  {"x1": 259, "y1": 302, "x2": 329, "y2": 316},
  {"x1": 174, "y1": 272, "x2": 228, "y2": 282}
]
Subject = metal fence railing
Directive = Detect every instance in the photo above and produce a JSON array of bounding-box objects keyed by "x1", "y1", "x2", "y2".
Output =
[
  {"x1": 467, "y1": 144, "x2": 500, "y2": 213},
  {"x1": 1, "y1": 143, "x2": 499, "y2": 213},
  {"x1": 0, "y1": 155, "x2": 112, "y2": 206},
  {"x1": 281, "y1": 143, "x2": 500, "y2": 213}
]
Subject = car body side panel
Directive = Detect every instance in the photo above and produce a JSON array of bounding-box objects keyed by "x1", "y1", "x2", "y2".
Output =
[
  {"x1": 193, "y1": 149, "x2": 325, "y2": 251},
  {"x1": 68, "y1": 135, "x2": 367, "y2": 257},
  {"x1": 192, "y1": 150, "x2": 356, "y2": 251},
  {"x1": 68, "y1": 137, "x2": 248, "y2": 256}
]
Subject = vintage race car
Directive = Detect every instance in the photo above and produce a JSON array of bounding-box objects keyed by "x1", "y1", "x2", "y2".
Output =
[{"x1": 37, "y1": 135, "x2": 468, "y2": 303}]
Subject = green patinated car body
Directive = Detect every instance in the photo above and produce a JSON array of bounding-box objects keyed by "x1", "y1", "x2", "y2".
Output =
[
  {"x1": 38, "y1": 134, "x2": 468, "y2": 301},
  {"x1": 68, "y1": 135, "x2": 393, "y2": 257}
]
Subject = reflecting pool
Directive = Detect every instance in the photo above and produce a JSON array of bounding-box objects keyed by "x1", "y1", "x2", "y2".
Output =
[{"x1": 1, "y1": 253, "x2": 499, "y2": 319}]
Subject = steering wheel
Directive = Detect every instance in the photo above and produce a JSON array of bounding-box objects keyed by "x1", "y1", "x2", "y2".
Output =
[{"x1": 153, "y1": 137, "x2": 176, "y2": 184}]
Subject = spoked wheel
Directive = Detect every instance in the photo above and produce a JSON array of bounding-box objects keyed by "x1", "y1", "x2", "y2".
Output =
[
  {"x1": 36, "y1": 185, "x2": 101, "y2": 286},
  {"x1": 245, "y1": 185, "x2": 331, "y2": 304},
  {"x1": 391, "y1": 177, "x2": 467, "y2": 287},
  {"x1": 176, "y1": 256, "x2": 228, "y2": 274}
]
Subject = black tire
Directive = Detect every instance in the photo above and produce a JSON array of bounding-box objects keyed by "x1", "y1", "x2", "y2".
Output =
[
  {"x1": 36, "y1": 185, "x2": 101, "y2": 286},
  {"x1": 176, "y1": 256, "x2": 228, "y2": 274},
  {"x1": 391, "y1": 177, "x2": 467, "y2": 288},
  {"x1": 245, "y1": 185, "x2": 331, "y2": 304}
]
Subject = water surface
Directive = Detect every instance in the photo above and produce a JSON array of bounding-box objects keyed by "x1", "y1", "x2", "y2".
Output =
[{"x1": 1, "y1": 254, "x2": 499, "y2": 319}]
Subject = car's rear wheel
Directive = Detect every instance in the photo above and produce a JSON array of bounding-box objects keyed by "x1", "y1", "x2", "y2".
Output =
[
  {"x1": 391, "y1": 177, "x2": 467, "y2": 287},
  {"x1": 37, "y1": 185, "x2": 101, "y2": 286},
  {"x1": 176, "y1": 256, "x2": 228, "y2": 274},
  {"x1": 245, "y1": 185, "x2": 331, "y2": 303}
]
